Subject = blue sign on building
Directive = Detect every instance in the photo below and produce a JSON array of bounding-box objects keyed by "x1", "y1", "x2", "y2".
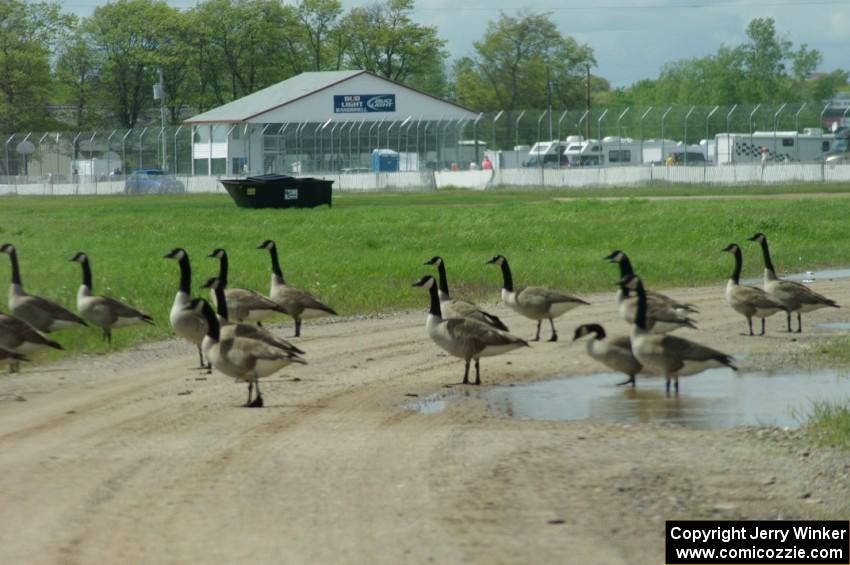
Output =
[{"x1": 334, "y1": 94, "x2": 396, "y2": 114}]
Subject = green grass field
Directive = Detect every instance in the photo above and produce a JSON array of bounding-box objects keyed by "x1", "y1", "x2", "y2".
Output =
[{"x1": 1, "y1": 183, "x2": 849, "y2": 357}]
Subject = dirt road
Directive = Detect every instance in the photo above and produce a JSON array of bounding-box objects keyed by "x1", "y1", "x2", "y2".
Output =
[{"x1": 1, "y1": 277, "x2": 849, "y2": 564}]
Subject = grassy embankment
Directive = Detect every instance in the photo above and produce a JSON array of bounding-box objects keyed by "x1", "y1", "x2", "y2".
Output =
[{"x1": 0, "y1": 185, "x2": 849, "y2": 359}]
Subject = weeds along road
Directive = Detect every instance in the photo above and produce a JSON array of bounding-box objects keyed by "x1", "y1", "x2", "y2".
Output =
[{"x1": 1, "y1": 279, "x2": 849, "y2": 565}]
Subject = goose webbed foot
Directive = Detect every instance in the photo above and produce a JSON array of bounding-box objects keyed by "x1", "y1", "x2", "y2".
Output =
[
  {"x1": 247, "y1": 395, "x2": 264, "y2": 408},
  {"x1": 547, "y1": 319, "x2": 558, "y2": 341},
  {"x1": 616, "y1": 376, "x2": 635, "y2": 387}
]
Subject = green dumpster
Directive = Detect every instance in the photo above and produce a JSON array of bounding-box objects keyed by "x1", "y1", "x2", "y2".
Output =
[{"x1": 220, "y1": 174, "x2": 333, "y2": 209}]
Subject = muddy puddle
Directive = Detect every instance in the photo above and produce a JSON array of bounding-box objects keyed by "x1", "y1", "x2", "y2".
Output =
[{"x1": 408, "y1": 368, "x2": 850, "y2": 429}]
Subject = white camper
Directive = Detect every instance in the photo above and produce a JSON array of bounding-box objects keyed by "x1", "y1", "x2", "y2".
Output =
[
  {"x1": 714, "y1": 129, "x2": 834, "y2": 164},
  {"x1": 523, "y1": 140, "x2": 569, "y2": 167}
]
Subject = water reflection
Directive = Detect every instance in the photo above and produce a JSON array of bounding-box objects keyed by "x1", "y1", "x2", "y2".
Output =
[{"x1": 409, "y1": 369, "x2": 850, "y2": 430}]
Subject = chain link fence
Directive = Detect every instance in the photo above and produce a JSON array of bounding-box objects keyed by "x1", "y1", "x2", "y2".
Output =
[{"x1": 2, "y1": 103, "x2": 849, "y2": 194}]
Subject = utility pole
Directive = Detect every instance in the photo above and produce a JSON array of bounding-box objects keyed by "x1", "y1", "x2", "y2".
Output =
[
  {"x1": 585, "y1": 64, "x2": 591, "y2": 140},
  {"x1": 154, "y1": 68, "x2": 167, "y2": 170}
]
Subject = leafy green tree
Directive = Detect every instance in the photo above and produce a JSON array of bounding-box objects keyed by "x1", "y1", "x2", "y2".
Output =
[
  {"x1": 189, "y1": 0, "x2": 294, "y2": 110},
  {"x1": 295, "y1": 0, "x2": 344, "y2": 71},
  {"x1": 0, "y1": 0, "x2": 69, "y2": 133},
  {"x1": 452, "y1": 12, "x2": 594, "y2": 112},
  {"x1": 451, "y1": 11, "x2": 594, "y2": 145},
  {"x1": 55, "y1": 24, "x2": 103, "y2": 129},
  {"x1": 85, "y1": 0, "x2": 186, "y2": 127},
  {"x1": 342, "y1": 0, "x2": 446, "y2": 85}
]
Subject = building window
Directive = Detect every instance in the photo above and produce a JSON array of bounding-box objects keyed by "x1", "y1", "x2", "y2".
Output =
[
  {"x1": 193, "y1": 159, "x2": 209, "y2": 175},
  {"x1": 782, "y1": 138, "x2": 794, "y2": 147},
  {"x1": 211, "y1": 158, "x2": 226, "y2": 175}
]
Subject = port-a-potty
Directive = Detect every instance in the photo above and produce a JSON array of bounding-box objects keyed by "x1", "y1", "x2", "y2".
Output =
[{"x1": 220, "y1": 174, "x2": 333, "y2": 208}]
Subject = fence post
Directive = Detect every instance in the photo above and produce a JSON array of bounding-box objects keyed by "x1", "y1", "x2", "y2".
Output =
[
  {"x1": 617, "y1": 107, "x2": 630, "y2": 166},
  {"x1": 138, "y1": 128, "x2": 148, "y2": 170},
  {"x1": 514, "y1": 110, "x2": 526, "y2": 151},
  {"x1": 37, "y1": 132, "x2": 49, "y2": 178},
  {"x1": 726, "y1": 105, "x2": 737, "y2": 165},
  {"x1": 557, "y1": 110, "x2": 568, "y2": 168},
  {"x1": 684, "y1": 106, "x2": 695, "y2": 165},
  {"x1": 639, "y1": 107, "x2": 653, "y2": 164},
  {"x1": 172, "y1": 125, "x2": 182, "y2": 174},
  {"x1": 491, "y1": 111, "x2": 503, "y2": 152},
  {"x1": 748, "y1": 104, "x2": 761, "y2": 154},
  {"x1": 660, "y1": 106, "x2": 672, "y2": 164},
  {"x1": 5, "y1": 134, "x2": 14, "y2": 178},
  {"x1": 596, "y1": 108, "x2": 608, "y2": 141},
  {"x1": 772, "y1": 103, "x2": 787, "y2": 157}
]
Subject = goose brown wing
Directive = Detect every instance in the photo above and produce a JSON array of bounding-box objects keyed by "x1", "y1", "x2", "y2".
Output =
[
  {"x1": 736, "y1": 285, "x2": 786, "y2": 309},
  {"x1": 518, "y1": 286, "x2": 588, "y2": 306},
  {"x1": 96, "y1": 296, "x2": 154, "y2": 323},
  {"x1": 658, "y1": 334, "x2": 736, "y2": 367},
  {"x1": 17, "y1": 294, "x2": 86, "y2": 326},
  {"x1": 0, "y1": 314, "x2": 63, "y2": 350},
  {"x1": 227, "y1": 288, "x2": 289, "y2": 314},
  {"x1": 775, "y1": 280, "x2": 838, "y2": 308},
  {"x1": 275, "y1": 285, "x2": 337, "y2": 315},
  {"x1": 445, "y1": 318, "x2": 527, "y2": 348}
]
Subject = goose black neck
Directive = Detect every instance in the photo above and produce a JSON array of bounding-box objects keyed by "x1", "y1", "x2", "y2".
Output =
[
  {"x1": 427, "y1": 283, "x2": 442, "y2": 318},
  {"x1": 634, "y1": 280, "x2": 648, "y2": 330},
  {"x1": 729, "y1": 247, "x2": 742, "y2": 284},
  {"x1": 590, "y1": 325, "x2": 606, "y2": 339},
  {"x1": 7, "y1": 248, "x2": 21, "y2": 286},
  {"x1": 757, "y1": 239, "x2": 776, "y2": 274},
  {"x1": 202, "y1": 302, "x2": 220, "y2": 341},
  {"x1": 499, "y1": 260, "x2": 514, "y2": 292},
  {"x1": 80, "y1": 257, "x2": 92, "y2": 289},
  {"x1": 177, "y1": 255, "x2": 191, "y2": 294},
  {"x1": 267, "y1": 244, "x2": 284, "y2": 281},
  {"x1": 618, "y1": 255, "x2": 635, "y2": 278},
  {"x1": 436, "y1": 262, "x2": 450, "y2": 296},
  {"x1": 214, "y1": 284, "x2": 229, "y2": 320},
  {"x1": 217, "y1": 253, "x2": 229, "y2": 288}
]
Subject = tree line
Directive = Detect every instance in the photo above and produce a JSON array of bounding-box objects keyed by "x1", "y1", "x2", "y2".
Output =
[{"x1": 1, "y1": 0, "x2": 847, "y2": 135}]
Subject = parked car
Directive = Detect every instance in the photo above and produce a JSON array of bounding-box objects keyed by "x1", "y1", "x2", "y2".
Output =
[{"x1": 124, "y1": 169, "x2": 185, "y2": 194}]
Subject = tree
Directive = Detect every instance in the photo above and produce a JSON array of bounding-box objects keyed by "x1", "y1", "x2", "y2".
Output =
[
  {"x1": 0, "y1": 0, "x2": 69, "y2": 134},
  {"x1": 342, "y1": 0, "x2": 446, "y2": 86},
  {"x1": 55, "y1": 24, "x2": 103, "y2": 129},
  {"x1": 451, "y1": 11, "x2": 595, "y2": 145},
  {"x1": 295, "y1": 0, "x2": 343, "y2": 72},
  {"x1": 86, "y1": 0, "x2": 185, "y2": 128},
  {"x1": 189, "y1": 0, "x2": 294, "y2": 110}
]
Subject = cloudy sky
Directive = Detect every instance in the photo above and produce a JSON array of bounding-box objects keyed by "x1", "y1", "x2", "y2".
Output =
[{"x1": 63, "y1": 0, "x2": 850, "y2": 87}]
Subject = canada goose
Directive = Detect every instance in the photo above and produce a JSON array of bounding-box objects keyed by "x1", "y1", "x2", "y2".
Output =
[
  {"x1": 0, "y1": 312, "x2": 62, "y2": 372},
  {"x1": 747, "y1": 233, "x2": 838, "y2": 333},
  {"x1": 0, "y1": 243, "x2": 86, "y2": 332},
  {"x1": 424, "y1": 256, "x2": 509, "y2": 331},
  {"x1": 207, "y1": 248, "x2": 288, "y2": 324},
  {"x1": 624, "y1": 274, "x2": 736, "y2": 395},
  {"x1": 572, "y1": 323, "x2": 643, "y2": 386},
  {"x1": 164, "y1": 248, "x2": 209, "y2": 369},
  {"x1": 413, "y1": 275, "x2": 528, "y2": 385},
  {"x1": 201, "y1": 276, "x2": 306, "y2": 356},
  {"x1": 255, "y1": 240, "x2": 337, "y2": 337},
  {"x1": 70, "y1": 252, "x2": 153, "y2": 344},
  {"x1": 0, "y1": 346, "x2": 28, "y2": 371},
  {"x1": 616, "y1": 277, "x2": 698, "y2": 334},
  {"x1": 604, "y1": 250, "x2": 698, "y2": 313},
  {"x1": 721, "y1": 243, "x2": 788, "y2": 336},
  {"x1": 188, "y1": 298, "x2": 306, "y2": 407},
  {"x1": 485, "y1": 254, "x2": 588, "y2": 342}
]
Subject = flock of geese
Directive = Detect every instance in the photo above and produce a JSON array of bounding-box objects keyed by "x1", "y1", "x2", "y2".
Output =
[{"x1": 0, "y1": 232, "x2": 841, "y2": 405}]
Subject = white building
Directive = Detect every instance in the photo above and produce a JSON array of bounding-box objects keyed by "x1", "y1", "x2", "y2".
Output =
[{"x1": 183, "y1": 70, "x2": 479, "y2": 175}]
